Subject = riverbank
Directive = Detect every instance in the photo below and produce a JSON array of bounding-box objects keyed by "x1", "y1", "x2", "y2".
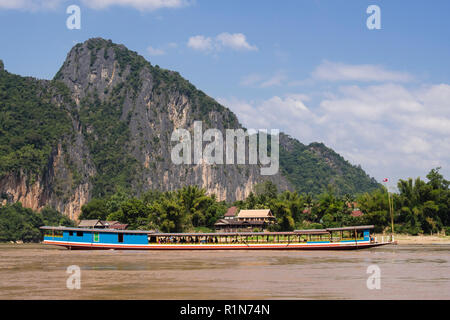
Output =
[{"x1": 374, "y1": 233, "x2": 450, "y2": 244}]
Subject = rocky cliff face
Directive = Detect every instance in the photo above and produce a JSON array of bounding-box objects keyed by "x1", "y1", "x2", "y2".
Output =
[
  {"x1": 56, "y1": 39, "x2": 290, "y2": 203},
  {"x1": 0, "y1": 61, "x2": 97, "y2": 219},
  {"x1": 0, "y1": 38, "x2": 379, "y2": 220}
]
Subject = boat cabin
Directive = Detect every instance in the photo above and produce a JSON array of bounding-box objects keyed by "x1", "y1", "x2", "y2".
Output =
[{"x1": 42, "y1": 227, "x2": 149, "y2": 246}]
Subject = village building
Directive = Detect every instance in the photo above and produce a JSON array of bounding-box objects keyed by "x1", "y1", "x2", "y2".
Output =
[
  {"x1": 78, "y1": 219, "x2": 128, "y2": 230},
  {"x1": 78, "y1": 219, "x2": 105, "y2": 228},
  {"x1": 350, "y1": 209, "x2": 364, "y2": 217},
  {"x1": 302, "y1": 203, "x2": 364, "y2": 217},
  {"x1": 236, "y1": 209, "x2": 276, "y2": 223},
  {"x1": 223, "y1": 206, "x2": 238, "y2": 220},
  {"x1": 346, "y1": 202, "x2": 364, "y2": 217},
  {"x1": 214, "y1": 209, "x2": 276, "y2": 232},
  {"x1": 102, "y1": 221, "x2": 129, "y2": 230}
]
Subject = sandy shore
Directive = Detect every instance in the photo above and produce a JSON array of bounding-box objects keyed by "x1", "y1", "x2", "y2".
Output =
[{"x1": 374, "y1": 233, "x2": 450, "y2": 244}]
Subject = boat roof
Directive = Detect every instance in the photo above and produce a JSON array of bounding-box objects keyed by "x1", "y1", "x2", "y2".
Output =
[
  {"x1": 40, "y1": 226, "x2": 154, "y2": 234},
  {"x1": 325, "y1": 225, "x2": 374, "y2": 231},
  {"x1": 292, "y1": 225, "x2": 374, "y2": 233},
  {"x1": 152, "y1": 231, "x2": 297, "y2": 237},
  {"x1": 41, "y1": 225, "x2": 374, "y2": 236}
]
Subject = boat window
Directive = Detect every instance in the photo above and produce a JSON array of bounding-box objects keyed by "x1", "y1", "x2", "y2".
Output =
[
  {"x1": 342, "y1": 231, "x2": 353, "y2": 240},
  {"x1": 69, "y1": 231, "x2": 73, "y2": 236},
  {"x1": 44, "y1": 230, "x2": 63, "y2": 237},
  {"x1": 53, "y1": 230, "x2": 63, "y2": 238},
  {"x1": 93, "y1": 233, "x2": 99, "y2": 242},
  {"x1": 76, "y1": 231, "x2": 83, "y2": 237},
  {"x1": 118, "y1": 233, "x2": 124, "y2": 243}
]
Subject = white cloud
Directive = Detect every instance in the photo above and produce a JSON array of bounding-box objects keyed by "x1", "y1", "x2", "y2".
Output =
[
  {"x1": 81, "y1": 0, "x2": 190, "y2": 11},
  {"x1": 312, "y1": 60, "x2": 414, "y2": 82},
  {"x1": 314, "y1": 84, "x2": 450, "y2": 180},
  {"x1": 216, "y1": 33, "x2": 258, "y2": 51},
  {"x1": 319, "y1": 84, "x2": 423, "y2": 120},
  {"x1": 242, "y1": 61, "x2": 414, "y2": 89},
  {"x1": 0, "y1": 0, "x2": 63, "y2": 11},
  {"x1": 218, "y1": 94, "x2": 316, "y2": 141},
  {"x1": 187, "y1": 33, "x2": 257, "y2": 53},
  {"x1": 417, "y1": 84, "x2": 450, "y2": 113},
  {"x1": 187, "y1": 35, "x2": 214, "y2": 52},
  {"x1": 147, "y1": 46, "x2": 165, "y2": 56},
  {"x1": 219, "y1": 83, "x2": 450, "y2": 183},
  {"x1": 260, "y1": 72, "x2": 287, "y2": 88},
  {"x1": 401, "y1": 136, "x2": 431, "y2": 154},
  {"x1": 0, "y1": 0, "x2": 190, "y2": 11},
  {"x1": 240, "y1": 74, "x2": 264, "y2": 87},
  {"x1": 240, "y1": 71, "x2": 287, "y2": 88},
  {"x1": 147, "y1": 42, "x2": 180, "y2": 57}
]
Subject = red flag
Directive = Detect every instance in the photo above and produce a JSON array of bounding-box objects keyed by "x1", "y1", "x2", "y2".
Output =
[{"x1": 383, "y1": 178, "x2": 389, "y2": 182}]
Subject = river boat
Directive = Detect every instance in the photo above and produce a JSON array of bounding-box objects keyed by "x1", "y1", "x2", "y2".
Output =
[{"x1": 40, "y1": 225, "x2": 396, "y2": 250}]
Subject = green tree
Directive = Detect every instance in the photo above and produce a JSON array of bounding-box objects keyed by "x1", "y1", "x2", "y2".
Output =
[
  {"x1": 0, "y1": 203, "x2": 72, "y2": 242},
  {"x1": 149, "y1": 198, "x2": 185, "y2": 233},
  {"x1": 79, "y1": 198, "x2": 109, "y2": 220},
  {"x1": 111, "y1": 198, "x2": 149, "y2": 229},
  {"x1": 271, "y1": 201, "x2": 295, "y2": 231},
  {"x1": 40, "y1": 207, "x2": 74, "y2": 227}
]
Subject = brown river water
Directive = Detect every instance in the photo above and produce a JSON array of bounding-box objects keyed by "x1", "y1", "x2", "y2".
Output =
[{"x1": 0, "y1": 243, "x2": 448, "y2": 299}]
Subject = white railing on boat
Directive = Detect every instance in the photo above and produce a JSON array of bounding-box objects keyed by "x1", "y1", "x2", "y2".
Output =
[{"x1": 377, "y1": 235, "x2": 394, "y2": 243}]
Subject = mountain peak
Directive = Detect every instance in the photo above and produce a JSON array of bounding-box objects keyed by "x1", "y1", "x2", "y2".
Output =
[
  {"x1": 54, "y1": 37, "x2": 153, "y2": 102},
  {"x1": 54, "y1": 37, "x2": 237, "y2": 124},
  {"x1": 84, "y1": 37, "x2": 114, "y2": 46}
]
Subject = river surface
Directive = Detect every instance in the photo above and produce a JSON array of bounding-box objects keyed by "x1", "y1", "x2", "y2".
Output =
[{"x1": 0, "y1": 243, "x2": 448, "y2": 299}]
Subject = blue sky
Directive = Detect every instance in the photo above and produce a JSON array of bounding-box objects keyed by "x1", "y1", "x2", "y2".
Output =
[{"x1": 0, "y1": 0, "x2": 449, "y2": 186}]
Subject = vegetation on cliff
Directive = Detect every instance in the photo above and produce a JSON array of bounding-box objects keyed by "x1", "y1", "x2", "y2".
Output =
[
  {"x1": 0, "y1": 203, "x2": 73, "y2": 242},
  {"x1": 0, "y1": 68, "x2": 72, "y2": 182},
  {"x1": 78, "y1": 90, "x2": 139, "y2": 198},
  {"x1": 280, "y1": 137, "x2": 380, "y2": 195}
]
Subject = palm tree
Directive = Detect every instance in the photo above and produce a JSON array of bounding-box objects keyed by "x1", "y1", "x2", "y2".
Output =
[
  {"x1": 304, "y1": 194, "x2": 313, "y2": 210},
  {"x1": 178, "y1": 186, "x2": 211, "y2": 227}
]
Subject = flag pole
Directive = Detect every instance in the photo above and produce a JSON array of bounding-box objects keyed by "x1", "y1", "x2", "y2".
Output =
[
  {"x1": 384, "y1": 179, "x2": 395, "y2": 239},
  {"x1": 391, "y1": 193, "x2": 395, "y2": 237}
]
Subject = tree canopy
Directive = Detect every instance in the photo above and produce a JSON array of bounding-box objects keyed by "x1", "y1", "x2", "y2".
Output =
[
  {"x1": 0, "y1": 168, "x2": 448, "y2": 242},
  {"x1": 61, "y1": 169, "x2": 450, "y2": 237},
  {"x1": 0, "y1": 203, "x2": 74, "y2": 242}
]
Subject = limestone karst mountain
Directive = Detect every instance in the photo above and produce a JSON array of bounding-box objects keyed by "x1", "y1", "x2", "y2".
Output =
[{"x1": 0, "y1": 38, "x2": 380, "y2": 219}]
